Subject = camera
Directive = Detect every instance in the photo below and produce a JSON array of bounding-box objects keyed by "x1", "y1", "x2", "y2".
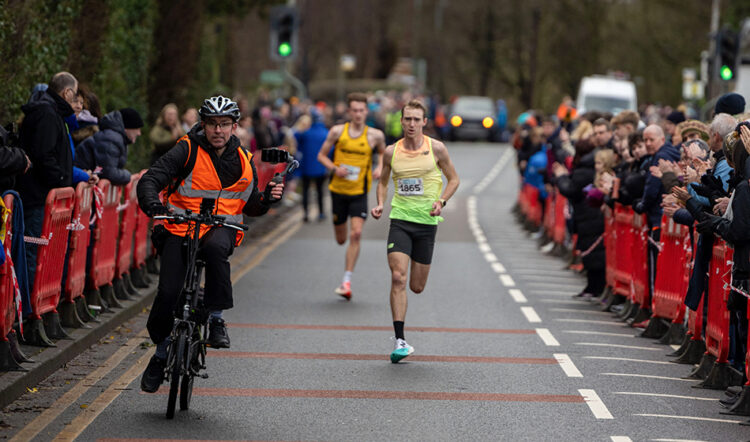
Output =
[{"x1": 261, "y1": 147, "x2": 290, "y2": 164}]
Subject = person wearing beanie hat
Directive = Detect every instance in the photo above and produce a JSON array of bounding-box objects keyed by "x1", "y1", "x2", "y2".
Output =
[
  {"x1": 680, "y1": 120, "x2": 710, "y2": 142},
  {"x1": 715, "y1": 93, "x2": 746, "y2": 116},
  {"x1": 664, "y1": 110, "x2": 685, "y2": 144},
  {"x1": 119, "y1": 107, "x2": 144, "y2": 129}
]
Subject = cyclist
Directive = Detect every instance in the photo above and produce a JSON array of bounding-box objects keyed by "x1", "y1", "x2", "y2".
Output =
[
  {"x1": 136, "y1": 95, "x2": 284, "y2": 392},
  {"x1": 317, "y1": 93, "x2": 386, "y2": 300},
  {"x1": 371, "y1": 99, "x2": 460, "y2": 363}
]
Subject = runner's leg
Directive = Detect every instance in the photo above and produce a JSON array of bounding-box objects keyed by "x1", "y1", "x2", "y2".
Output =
[
  {"x1": 345, "y1": 216, "x2": 365, "y2": 272},
  {"x1": 409, "y1": 261, "x2": 431, "y2": 294},
  {"x1": 389, "y1": 252, "x2": 410, "y2": 322}
]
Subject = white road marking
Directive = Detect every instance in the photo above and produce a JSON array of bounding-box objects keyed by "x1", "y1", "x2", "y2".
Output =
[
  {"x1": 549, "y1": 308, "x2": 612, "y2": 315},
  {"x1": 563, "y1": 330, "x2": 634, "y2": 338},
  {"x1": 478, "y1": 243, "x2": 491, "y2": 253},
  {"x1": 472, "y1": 148, "x2": 513, "y2": 194},
  {"x1": 536, "y1": 328, "x2": 560, "y2": 346},
  {"x1": 613, "y1": 392, "x2": 717, "y2": 401},
  {"x1": 520, "y1": 306, "x2": 541, "y2": 323},
  {"x1": 508, "y1": 289, "x2": 527, "y2": 303},
  {"x1": 670, "y1": 344, "x2": 681, "y2": 351},
  {"x1": 601, "y1": 373, "x2": 697, "y2": 382},
  {"x1": 583, "y1": 356, "x2": 673, "y2": 365},
  {"x1": 579, "y1": 389, "x2": 613, "y2": 419},
  {"x1": 499, "y1": 274, "x2": 515, "y2": 287},
  {"x1": 554, "y1": 353, "x2": 582, "y2": 377},
  {"x1": 484, "y1": 252, "x2": 498, "y2": 263},
  {"x1": 556, "y1": 319, "x2": 624, "y2": 326},
  {"x1": 576, "y1": 343, "x2": 661, "y2": 351},
  {"x1": 491, "y1": 262, "x2": 506, "y2": 273},
  {"x1": 635, "y1": 414, "x2": 741, "y2": 424},
  {"x1": 610, "y1": 437, "x2": 632, "y2": 442}
]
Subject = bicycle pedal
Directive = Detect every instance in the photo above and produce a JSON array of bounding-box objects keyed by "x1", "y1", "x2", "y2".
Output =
[{"x1": 200, "y1": 373, "x2": 209, "y2": 379}]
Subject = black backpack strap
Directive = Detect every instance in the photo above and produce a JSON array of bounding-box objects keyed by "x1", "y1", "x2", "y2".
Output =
[{"x1": 167, "y1": 136, "x2": 198, "y2": 197}]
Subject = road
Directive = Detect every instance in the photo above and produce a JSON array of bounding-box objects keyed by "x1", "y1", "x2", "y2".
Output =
[{"x1": 2, "y1": 142, "x2": 748, "y2": 441}]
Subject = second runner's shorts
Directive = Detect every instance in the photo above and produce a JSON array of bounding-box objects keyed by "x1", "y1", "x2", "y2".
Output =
[{"x1": 331, "y1": 192, "x2": 368, "y2": 225}]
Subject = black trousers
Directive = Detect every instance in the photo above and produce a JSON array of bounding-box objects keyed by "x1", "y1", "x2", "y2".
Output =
[
  {"x1": 302, "y1": 176, "x2": 326, "y2": 216},
  {"x1": 647, "y1": 228, "x2": 661, "y2": 309},
  {"x1": 147, "y1": 227, "x2": 236, "y2": 344}
]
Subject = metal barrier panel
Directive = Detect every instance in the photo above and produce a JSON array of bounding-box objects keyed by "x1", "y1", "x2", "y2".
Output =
[
  {"x1": 0, "y1": 194, "x2": 16, "y2": 341},
  {"x1": 63, "y1": 183, "x2": 92, "y2": 304},
  {"x1": 552, "y1": 191, "x2": 567, "y2": 245},
  {"x1": 133, "y1": 170, "x2": 150, "y2": 269},
  {"x1": 705, "y1": 240, "x2": 733, "y2": 363},
  {"x1": 30, "y1": 187, "x2": 75, "y2": 319},
  {"x1": 115, "y1": 175, "x2": 139, "y2": 278},
  {"x1": 604, "y1": 206, "x2": 617, "y2": 290},
  {"x1": 631, "y1": 213, "x2": 650, "y2": 306},
  {"x1": 651, "y1": 217, "x2": 691, "y2": 323},
  {"x1": 613, "y1": 206, "x2": 635, "y2": 297},
  {"x1": 88, "y1": 180, "x2": 121, "y2": 290}
]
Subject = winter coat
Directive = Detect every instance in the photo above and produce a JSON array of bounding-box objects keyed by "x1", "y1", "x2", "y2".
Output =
[
  {"x1": 16, "y1": 89, "x2": 74, "y2": 208},
  {"x1": 295, "y1": 122, "x2": 329, "y2": 178},
  {"x1": 556, "y1": 151, "x2": 605, "y2": 270},
  {"x1": 634, "y1": 143, "x2": 680, "y2": 227},
  {"x1": 0, "y1": 146, "x2": 27, "y2": 193},
  {"x1": 75, "y1": 110, "x2": 131, "y2": 186}
]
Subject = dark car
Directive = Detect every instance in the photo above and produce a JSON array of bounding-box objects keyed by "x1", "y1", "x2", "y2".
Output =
[{"x1": 448, "y1": 96, "x2": 497, "y2": 142}]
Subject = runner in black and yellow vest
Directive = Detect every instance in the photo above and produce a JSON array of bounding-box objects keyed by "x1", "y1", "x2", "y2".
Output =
[
  {"x1": 317, "y1": 93, "x2": 386, "y2": 300},
  {"x1": 371, "y1": 99, "x2": 460, "y2": 363}
]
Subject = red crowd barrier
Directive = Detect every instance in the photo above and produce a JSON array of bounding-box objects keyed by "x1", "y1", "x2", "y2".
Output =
[
  {"x1": 29, "y1": 187, "x2": 75, "y2": 321},
  {"x1": 115, "y1": 174, "x2": 140, "y2": 280},
  {"x1": 705, "y1": 239, "x2": 733, "y2": 364},
  {"x1": 612, "y1": 205, "x2": 636, "y2": 298},
  {"x1": 0, "y1": 194, "x2": 16, "y2": 343},
  {"x1": 133, "y1": 170, "x2": 150, "y2": 271},
  {"x1": 552, "y1": 190, "x2": 567, "y2": 245},
  {"x1": 542, "y1": 193, "x2": 554, "y2": 238},
  {"x1": 604, "y1": 206, "x2": 617, "y2": 290},
  {"x1": 688, "y1": 297, "x2": 704, "y2": 344},
  {"x1": 651, "y1": 216, "x2": 692, "y2": 324},
  {"x1": 631, "y1": 213, "x2": 650, "y2": 307},
  {"x1": 87, "y1": 180, "x2": 121, "y2": 307},
  {"x1": 63, "y1": 183, "x2": 92, "y2": 304}
]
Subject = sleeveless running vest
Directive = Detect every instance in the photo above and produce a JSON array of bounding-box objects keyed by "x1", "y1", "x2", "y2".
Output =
[
  {"x1": 166, "y1": 136, "x2": 255, "y2": 245},
  {"x1": 329, "y1": 123, "x2": 373, "y2": 196},
  {"x1": 389, "y1": 136, "x2": 444, "y2": 225}
]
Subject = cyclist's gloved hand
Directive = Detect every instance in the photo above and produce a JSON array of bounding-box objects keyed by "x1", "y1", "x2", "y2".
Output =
[
  {"x1": 263, "y1": 178, "x2": 283, "y2": 204},
  {"x1": 148, "y1": 203, "x2": 170, "y2": 217}
]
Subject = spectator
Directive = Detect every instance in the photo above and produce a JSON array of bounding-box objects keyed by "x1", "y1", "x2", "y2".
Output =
[
  {"x1": 663, "y1": 111, "x2": 685, "y2": 144},
  {"x1": 71, "y1": 84, "x2": 101, "y2": 145},
  {"x1": 150, "y1": 103, "x2": 184, "y2": 164},
  {"x1": 592, "y1": 118, "x2": 614, "y2": 149},
  {"x1": 680, "y1": 120, "x2": 709, "y2": 142},
  {"x1": 295, "y1": 109, "x2": 329, "y2": 222},
  {"x1": 715, "y1": 93, "x2": 746, "y2": 117},
  {"x1": 0, "y1": 125, "x2": 30, "y2": 193},
  {"x1": 75, "y1": 108, "x2": 144, "y2": 186},
  {"x1": 181, "y1": 107, "x2": 199, "y2": 133}
]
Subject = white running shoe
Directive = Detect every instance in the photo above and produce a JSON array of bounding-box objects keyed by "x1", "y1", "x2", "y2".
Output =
[{"x1": 390, "y1": 338, "x2": 414, "y2": 363}]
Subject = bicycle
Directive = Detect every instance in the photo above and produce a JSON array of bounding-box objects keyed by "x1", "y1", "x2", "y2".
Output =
[{"x1": 154, "y1": 198, "x2": 248, "y2": 419}]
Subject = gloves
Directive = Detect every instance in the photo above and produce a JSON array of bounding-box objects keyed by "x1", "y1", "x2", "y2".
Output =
[{"x1": 147, "y1": 202, "x2": 170, "y2": 217}]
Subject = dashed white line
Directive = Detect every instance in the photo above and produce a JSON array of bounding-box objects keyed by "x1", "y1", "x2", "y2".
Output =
[
  {"x1": 508, "y1": 289, "x2": 527, "y2": 303},
  {"x1": 520, "y1": 306, "x2": 541, "y2": 323},
  {"x1": 583, "y1": 356, "x2": 673, "y2": 365},
  {"x1": 601, "y1": 373, "x2": 697, "y2": 382},
  {"x1": 579, "y1": 389, "x2": 613, "y2": 419},
  {"x1": 491, "y1": 262, "x2": 506, "y2": 273},
  {"x1": 635, "y1": 414, "x2": 741, "y2": 424},
  {"x1": 554, "y1": 353, "x2": 582, "y2": 377},
  {"x1": 478, "y1": 243, "x2": 491, "y2": 253},
  {"x1": 536, "y1": 328, "x2": 560, "y2": 346},
  {"x1": 613, "y1": 392, "x2": 717, "y2": 401},
  {"x1": 483, "y1": 252, "x2": 498, "y2": 263},
  {"x1": 610, "y1": 437, "x2": 632, "y2": 442},
  {"x1": 499, "y1": 274, "x2": 515, "y2": 287}
]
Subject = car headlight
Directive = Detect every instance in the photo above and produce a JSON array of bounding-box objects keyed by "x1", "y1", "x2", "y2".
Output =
[
  {"x1": 482, "y1": 117, "x2": 494, "y2": 129},
  {"x1": 450, "y1": 116, "x2": 463, "y2": 127}
]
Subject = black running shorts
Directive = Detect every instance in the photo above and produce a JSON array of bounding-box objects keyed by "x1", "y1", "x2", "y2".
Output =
[
  {"x1": 331, "y1": 192, "x2": 368, "y2": 225},
  {"x1": 387, "y1": 219, "x2": 438, "y2": 265}
]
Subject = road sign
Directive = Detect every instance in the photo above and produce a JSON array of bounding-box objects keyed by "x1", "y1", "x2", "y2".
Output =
[{"x1": 260, "y1": 70, "x2": 284, "y2": 86}]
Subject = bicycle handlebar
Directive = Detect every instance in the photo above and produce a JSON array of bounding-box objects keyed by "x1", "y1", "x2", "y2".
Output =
[{"x1": 154, "y1": 212, "x2": 249, "y2": 231}]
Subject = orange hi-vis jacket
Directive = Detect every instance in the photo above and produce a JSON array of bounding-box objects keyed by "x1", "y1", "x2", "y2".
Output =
[{"x1": 165, "y1": 137, "x2": 254, "y2": 245}]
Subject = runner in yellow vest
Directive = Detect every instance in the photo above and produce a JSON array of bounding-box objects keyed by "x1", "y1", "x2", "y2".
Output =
[
  {"x1": 371, "y1": 99, "x2": 460, "y2": 363},
  {"x1": 317, "y1": 93, "x2": 386, "y2": 300}
]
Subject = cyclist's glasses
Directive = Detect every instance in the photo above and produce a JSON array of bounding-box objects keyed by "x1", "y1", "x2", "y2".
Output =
[{"x1": 204, "y1": 121, "x2": 233, "y2": 130}]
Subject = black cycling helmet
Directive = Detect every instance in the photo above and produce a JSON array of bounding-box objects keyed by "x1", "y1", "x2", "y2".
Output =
[{"x1": 199, "y1": 95, "x2": 240, "y2": 122}]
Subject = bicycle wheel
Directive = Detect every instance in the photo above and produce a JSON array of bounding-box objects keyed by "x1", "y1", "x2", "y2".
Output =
[
  {"x1": 179, "y1": 343, "x2": 196, "y2": 410},
  {"x1": 166, "y1": 332, "x2": 186, "y2": 419}
]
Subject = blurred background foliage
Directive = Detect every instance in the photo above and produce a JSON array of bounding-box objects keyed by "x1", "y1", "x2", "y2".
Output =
[{"x1": 1, "y1": 0, "x2": 750, "y2": 170}]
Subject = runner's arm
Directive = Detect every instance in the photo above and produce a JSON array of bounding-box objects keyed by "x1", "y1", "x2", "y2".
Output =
[
  {"x1": 432, "y1": 141, "x2": 460, "y2": 214},
  {"x1": 370, "y1": 128, "x2": 387, "y2": 180},
  {"x1": 371, "y1": 145, "x2": 394, "y2": 220},
  {"x1": 317, "y1": 125, "x2": 347, "y2": 177}
]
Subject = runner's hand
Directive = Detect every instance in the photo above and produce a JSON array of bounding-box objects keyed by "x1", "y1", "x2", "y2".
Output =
[
  {"x1": 429, "y1": 201, "x2": 442, "y2": 217},
  {"x1": 334, "y1": 166, "x2": 348, "y2": 178},
  {"x1": 371, "y1": 205, "x2": 383, "y2": 219}
]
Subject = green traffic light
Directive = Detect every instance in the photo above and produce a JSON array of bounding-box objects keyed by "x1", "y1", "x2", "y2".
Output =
[
  {"x1": 278, "y1": 42, "x2": 291, "y2": 57},
  {"x1": 720, "y1": 65, "x2": 733, "y2": 80}
]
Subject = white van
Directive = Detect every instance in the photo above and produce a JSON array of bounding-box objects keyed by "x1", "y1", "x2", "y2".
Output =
[{"x1": 576, "y1": 76, "x2": 637, "y2": 115}]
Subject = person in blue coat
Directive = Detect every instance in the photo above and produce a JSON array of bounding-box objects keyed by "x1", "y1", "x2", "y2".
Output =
[{"x1": 295, "y1": 109, "x2": 330, "y2": 222}]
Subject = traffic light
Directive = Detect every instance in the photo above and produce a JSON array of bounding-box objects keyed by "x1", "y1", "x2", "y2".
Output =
[
  {"x1": 269, "y1": 6, "x2": 298, "y2": 61},
  {"x1": 718, "y1": 29, "x2": 738, "y2": 81}
]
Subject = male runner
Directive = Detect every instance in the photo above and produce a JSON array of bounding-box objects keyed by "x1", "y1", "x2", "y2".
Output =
[
  {"x1": 371, "y1": 99, "x2": 460, "y2": 363},
  {"x1": 317, "y1": 93, "x2": 386, "y2": 299}
]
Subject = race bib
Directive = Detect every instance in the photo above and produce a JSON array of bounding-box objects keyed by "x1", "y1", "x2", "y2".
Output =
[
  {"x1": 341, "y1": 164, "x2": 361, "y2": 181},
  {"x1": 397, "y1": 178, "x2": 424, "y2": 196}
]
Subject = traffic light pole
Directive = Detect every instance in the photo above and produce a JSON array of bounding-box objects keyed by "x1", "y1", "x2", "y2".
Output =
[
  {"x1": 707, "y1": 0, "x2": 720, "y2": 100},
  {"x1": 282, "y1": 61, "x2": 307, "y2": 100}
]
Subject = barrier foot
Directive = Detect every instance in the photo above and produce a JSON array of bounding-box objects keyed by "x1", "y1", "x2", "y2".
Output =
[
  {"x1": 672, "y1": 339, "x2": 706, "y2": 365},
  {"x1": 113, "y1": 277, "x2": 133, "y2": 301},
  {"x1": 85, "y1": 287, "x2": 109, "y2": 315},
  {"x1": 550, "y1": 243, "x2": 567, "y2": 258},
  {"x1": 101, "y1": 284, "x2": 124, "y2": 309},
  {"x1": 8, "y1": 330, "x2": 34, "y2": 363},
  {"x1": 124, "y1": 273, "x2": 139, "y2": 296},
  {"x1": 75, "y1": 296, "x2": 99, "y2": 323},
  {"x1": 629, "y1": 307, "x2": 650, "y2": 326},
  {"x1": 640, "y1": 317, "x2": 670, "y2": 339},
  {"x1": 22, "y1": 318, "x2": 56, "y2": 347},
  {"x1": 721, "y1": 385, "x2": 750, "y2": 416},
  {"x1": 657, "y1": 322, "x2": 686, "y2": 346},
  {"x1": 0, "y1": 340, "x2": 26, "y2": 372},
  {"x1": 684, "y1": 353, "x2": 716, "y2": 379},
  {"x1": 44, "y1": 312, "x2": 72, "y2": 340},
  {"x1": 60, "y1": 300, "x2": 89, "y2": 329},
  {"x1": 695, "y1": 362, "x2": 744, "y2": 390},
  {"x1": 146, "y1": 256, "x2": 160, "y2": 275},
  {"x1": 667, "y1": 332, "x2": 691, "y2": 356},
  {"x1": 616, "y1": 300, "x2": 633, "y2": 320},
  {"x1": 597, "y1": 286, "x2": 612, "y2": 307},
  {"x1": 602, "y1": 293, "x2": 625, "y2": 312},
  {"x1": 130, "y1": 267, "x2": 150, "y2": 288}
]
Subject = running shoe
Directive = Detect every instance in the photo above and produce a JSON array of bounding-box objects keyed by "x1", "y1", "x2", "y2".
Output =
[
  {"x1": 390, "y1": 338, "x2": 414, "y2": 363},
  {"x1": 335, "y1": 281, "x2": 352, "y2": 300}
]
